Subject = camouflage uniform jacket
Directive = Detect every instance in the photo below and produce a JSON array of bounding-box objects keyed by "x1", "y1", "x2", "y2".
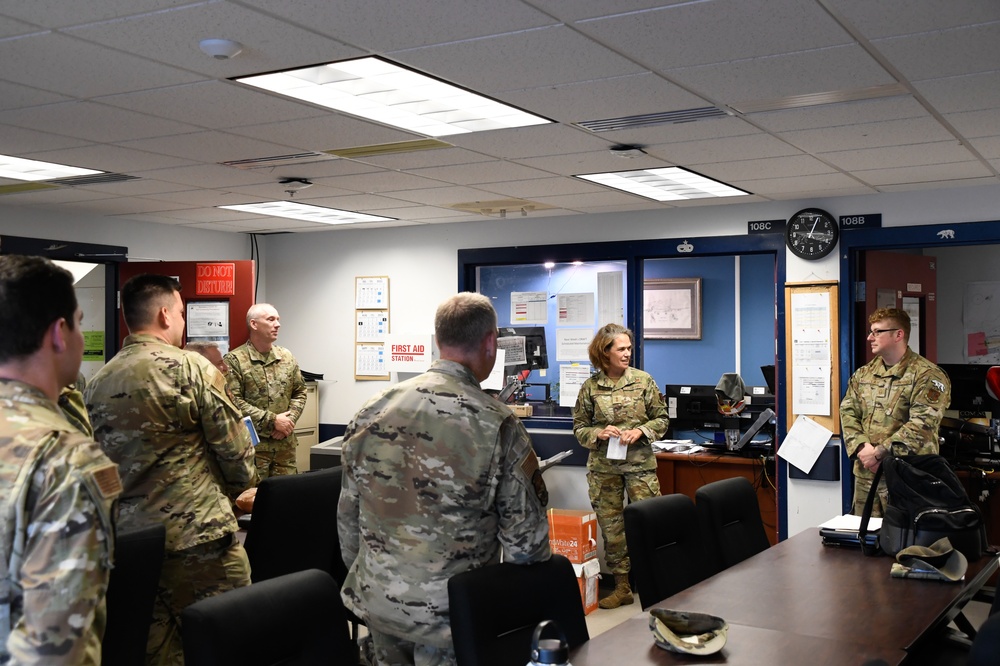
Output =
[
  {"x1": 224, "y1": 342, "x2": 307, "y2": 453},
  {"x1": 85, "y1": 334, "x2": 256, "y2": 552},
  {"x1": 841, "y1": 347, "x2": 951, "y2": 479},
  {"x1": 0, "y1": 379, "x2": 120, "y2": 665},
  {"x1": 573, "y1": 367, "x2": 669, "y2": 474},
  {"x1": 338, "y1": 359, "x2": 550, "y2": 648}
]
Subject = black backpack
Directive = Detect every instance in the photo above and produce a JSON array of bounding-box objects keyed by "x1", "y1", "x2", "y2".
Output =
[{"x1": 858, "y1": 453, "x2": 987, "y2": 559}]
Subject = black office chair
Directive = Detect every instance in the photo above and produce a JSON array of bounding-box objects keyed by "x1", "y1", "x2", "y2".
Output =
[
  {"x1": 969, "y1": 599, "x2": 1000, "y2": 666},
  {"x1": 624, "y1": 493, "x2": 713, "y2": 609},
  {"x1": 243, "y1": 466, "x2": 364, "y2": 639},
  {"x1": 243, "y1": 467, "x2": 343, "y2": 582},
  {"x1": 448, "y1": 554, "x2": 589, "y2": 666},
  {"x1": 181, "y1": 568, "x2": 356, "y2": 666},
  {"x1": 695, "y1": 476, "x2": 770, "y2": 571},
  {"x1": 102, "y1": 524, "x2": 166, "y2": 666}
]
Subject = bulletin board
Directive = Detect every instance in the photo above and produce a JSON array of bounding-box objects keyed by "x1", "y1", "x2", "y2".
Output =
[{"x1": 784, "y1": 281, "x2": 840, "y2": 434}]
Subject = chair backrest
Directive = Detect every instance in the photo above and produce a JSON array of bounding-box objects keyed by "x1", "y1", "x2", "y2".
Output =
[
  {"x1": 969, "y1": 612, "x2": 1000, "y2": 666},
  {"x1": 243, "y1": 466, "x2": 344, "y2": 583},
  {"x1": 181, "y1": 569, "x2": 356, "y2": 666},
  {"x1": 102, "y1": 524, "x2": 166, "y2": 666},
  {"x1": 624, "y1": 494, "x2": 712, "y2": 609},
  {"x1": 695, "y1": 476, "x2": 770, "y2": 571},
  {"x1": 448, "y1": 555, "x2": 589, "y2": 666}
]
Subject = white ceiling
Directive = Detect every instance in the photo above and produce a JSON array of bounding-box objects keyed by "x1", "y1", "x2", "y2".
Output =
[{"x1": 1, "y1": 0, "x2": 998, "y2": 234}]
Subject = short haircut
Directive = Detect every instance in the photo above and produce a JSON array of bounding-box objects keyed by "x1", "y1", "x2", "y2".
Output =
[
  {"x1": 246, "y1": 303, "x2": 275, "y2": 328},
  {"x1": 185, "y1": 340, "x2": 220, "y2": 354},
  {"x1": 869, "y1": 307, "x2": 911, "y2": 341},
  {"x1": 588, "y1": 323, "x2": 633, "y2": 374},
  {"x1": 0, "y1": 255, "x2": 78, "y2": 363},
  {"x1": 122, "y1": 274, "x2": 181, "y2": 332},
  {"x1": 434, "y1": 292, "x2": 497, "y2": 352}
]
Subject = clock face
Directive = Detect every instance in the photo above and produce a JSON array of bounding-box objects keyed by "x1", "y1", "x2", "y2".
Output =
[{"x1": 785, "y1": 208, "x2": 839, "y2": 260}]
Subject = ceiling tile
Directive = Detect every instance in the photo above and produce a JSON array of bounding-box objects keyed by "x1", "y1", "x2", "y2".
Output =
[
  {"x1": 648, "y1": 133, "x2": 802, "y2": 166},
  {"x1": 412, "y1": 160, "x2": 556, "y2": 185},
  {"x1": 820, "y1": 141, "x2": 975, "y2": 171},
  {"x1": 64, "y1": 2, "x2": 359, "y2": 77},
  {"x1": 576, "y1": 0, "x2": 853, "y2": 70},
  {"x1": 26, "y1": 143, "x2": 196, "y2": 173},
  {"x1": 237, "y1": 0, "x2": 557, "y2": 52},
  {"x1": 667, "y1": 45, "x2": 894, "y2": 103},
  {"x1": 0, "y1": 101, "x2": 201, "y2": 143},
  {"x1": 750, "y1": 97, "x2": 928, "y2": 133},
  {"x1": 395, "y1": 25, "x2": 644, "y2": 93},
  {"x1": 0, "y1": 31, "x2": 201, "y2": 98},
  {"x1": 226, "y1": 114, "x2": 416, "y2": 153},
  {"x1": 872, "y1": 22, "x2": 1000, "y2": 81},
  {"x1": 828, "y1": 0, "x2": 1000, "y2": 39},
  {"x1": 853, "y1": 161, "x2": 993, "y2": 186},
  {"x1": 448, "y1": 124, "x2": 611, "y2": 160},
  {"x1": 121, "y1": 131, "x2": 302, "y2": 164},
  {"x1": 943, "y1": 109, "x2": 1000, "y2": 139},
  {"x1": 0, "y1": 80, "x2": 73, "y2": 111},
  {"x1": 914, "y1": 71, "x2": 1000, "y2": 114},
  {"x1": 0, "y1": 1, "x2": 197, "y2": 29},
  {"x1": 777, "y1": 116, "x2": 955, "y2": 154}
]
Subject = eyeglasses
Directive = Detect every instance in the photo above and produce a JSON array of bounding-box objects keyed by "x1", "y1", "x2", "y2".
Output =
[{"x1": 867, "y1": 328, "x2": 900, "y2": 338}]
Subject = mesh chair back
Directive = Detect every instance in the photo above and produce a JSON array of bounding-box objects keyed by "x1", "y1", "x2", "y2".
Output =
[
  {"x1": 448, "y1": 555, "x2": 589, "y2": 666},
  {"x1": 695, "y1": 476, "x2": 770, "y2": 570},
  {"x1": 102, "y1": 524, "x2": 165, "y2": 666},
  {"x1": 624, "y1": 494, "x2": 712, "y2": 609}
]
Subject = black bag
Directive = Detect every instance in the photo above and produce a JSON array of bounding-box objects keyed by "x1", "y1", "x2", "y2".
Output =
[{"x1": 858, "y1": 453, "x2": 987, "y2": 559}]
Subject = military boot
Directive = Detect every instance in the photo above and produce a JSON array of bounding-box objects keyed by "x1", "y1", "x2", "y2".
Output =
[{"x1": 599, "y1": 574, "x2": 634, "y2": 609}]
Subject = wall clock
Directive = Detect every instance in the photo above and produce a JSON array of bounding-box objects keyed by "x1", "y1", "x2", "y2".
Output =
[{"x1": 785, "y1": 208, "x2": 839, "y2": 260}]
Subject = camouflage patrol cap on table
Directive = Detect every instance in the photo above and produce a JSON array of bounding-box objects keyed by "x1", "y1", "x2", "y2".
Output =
[{"x1": 649, "y1": 608, "x2": 728, "y2": 656}]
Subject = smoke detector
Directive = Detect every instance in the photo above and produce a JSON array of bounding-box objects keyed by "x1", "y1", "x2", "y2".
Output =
[
  {"x1": 199, "y1": 38, "x2": 243, "y2": 60},
  {"x1": 280, "y1": 178, "x2": 313, "y2": 197}
]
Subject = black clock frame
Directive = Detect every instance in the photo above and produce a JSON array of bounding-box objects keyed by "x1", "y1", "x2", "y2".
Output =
[{"x1": 785, "y1": 208, "x2": 839, "y2": 260}]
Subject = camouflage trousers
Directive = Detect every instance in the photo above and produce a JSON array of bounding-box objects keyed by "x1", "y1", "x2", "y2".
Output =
[
  {"x1": 254, "y1": 444, "x2": 296, "y2": 479},
  {"x1": 851, "y1": 466, "x2": 889, "y2": 517},
  {"x1": 146, "y1": 533, "x2": 251, "y2": 665},
  {"x1": 368, "y1": 629, "x2": 457, "y2": 666},
  {"x1": 588, "y1": 470, "x2": 660, "y2": 575}
]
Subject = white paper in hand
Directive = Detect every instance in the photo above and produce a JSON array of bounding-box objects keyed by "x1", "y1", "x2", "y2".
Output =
[{"x1": 606, "y1": 435, "x2": 627, "y2": 460}]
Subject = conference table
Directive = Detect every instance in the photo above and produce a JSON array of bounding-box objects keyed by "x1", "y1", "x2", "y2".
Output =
[{"x1": 570, "y1": 529, "x2": 998, "y2": 665}]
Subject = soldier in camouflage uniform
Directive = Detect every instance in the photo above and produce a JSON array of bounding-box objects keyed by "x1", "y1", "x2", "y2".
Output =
[
  {"x1": 573, "y1": 324, "x2": 668, "y2": 609},
  {"x1": 224, "y1": 304, "x2": 307, "y2": 479},
  {"x1": 841, "y1": 307, "x2": 951, "y2": 517},
  {"x1": 339, "y1": 292, "x2": 550, "y2": 666},
  {"x1": 0, "y1": 255, "x2": 121, "y2": 664},
  {"x1": 85, "y1": 274, "x2": 257, "y2": 665}
]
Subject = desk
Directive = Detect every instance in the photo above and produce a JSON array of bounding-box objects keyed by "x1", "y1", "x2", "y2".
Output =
[
  {"x1": 655, "y1": 451, "x2": 777, "y2": 545},
  {"x1": 571, "y1": 529, "x2": 998, "y2": 664}
]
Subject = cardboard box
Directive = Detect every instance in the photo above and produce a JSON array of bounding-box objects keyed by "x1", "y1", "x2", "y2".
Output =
[
  {"x1": 573, "y1": 559, "x2": 601, "y2": 615},
  {"x1": 547, "y1": 508, "x2": 598, "y2": 563},
  {"x1": 510, "y1": 404, "x2": 533, "y2": 418}
]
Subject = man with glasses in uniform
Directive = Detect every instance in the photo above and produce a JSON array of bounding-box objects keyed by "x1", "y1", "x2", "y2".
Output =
[{"x1": 841, "y1": 307, "x2": 951, "y2": 516}]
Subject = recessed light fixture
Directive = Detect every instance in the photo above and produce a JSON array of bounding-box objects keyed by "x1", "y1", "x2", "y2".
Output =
[
  {"x1": 218, "y1": 202, "x2": 395, "y2": 226},
  {"x1": 576, "y1": 167, "x2": 749, "y2": 201},
  {"x1": 234, "y1": 56, "x2": 551, "y2": 137},
  {"x1": 0, "y1": 154, "x2": 103, "y2": 182}
]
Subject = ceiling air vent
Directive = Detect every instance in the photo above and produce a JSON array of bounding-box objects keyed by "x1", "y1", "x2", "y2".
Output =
[
  {"x1": 575, "y1": 107, "x2": 728, "y2": 133},
  {"x1": 220, "y1": 152, "x2": 337, "y2": 170},
  {"x1": 49, "y1": 173, "x2": 140, "y2": 186},
  {"x1": 325, "y1": 138, "x2": 452, "y2": 159}
]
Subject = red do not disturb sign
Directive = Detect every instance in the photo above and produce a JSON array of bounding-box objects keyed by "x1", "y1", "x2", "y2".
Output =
[{"x1": 196, "y1": 263, "x2": 236, "y2": 296}]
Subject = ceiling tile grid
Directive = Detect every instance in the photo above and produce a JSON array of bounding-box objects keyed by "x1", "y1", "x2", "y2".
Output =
[{"x1": 0, "y1": 0, "x2": 995, "y2": 232}]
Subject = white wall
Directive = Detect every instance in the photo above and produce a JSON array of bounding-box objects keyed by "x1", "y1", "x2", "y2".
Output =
[{"x1": 262, "y1": 183, "x2": 1000, "y2": 537}]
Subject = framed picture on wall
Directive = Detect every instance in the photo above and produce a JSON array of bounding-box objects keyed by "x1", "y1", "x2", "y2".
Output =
[{"x1": 643, "y1": 278, "x2": 702, "y2": 339}]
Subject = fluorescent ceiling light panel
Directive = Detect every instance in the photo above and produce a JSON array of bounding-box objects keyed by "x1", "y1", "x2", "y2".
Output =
[
  {"x1": 219, "y1": 202, "x2": 395, "y2": 226},
  {"x1": 576, "y1": 167, "x2": 749, "y2": 201},
  {"x1": 235, "y1": 57, "x2": 551, "y2": 137},
  {"x1": 0, "y1": 154, "x2": 103, "y2": 182}
]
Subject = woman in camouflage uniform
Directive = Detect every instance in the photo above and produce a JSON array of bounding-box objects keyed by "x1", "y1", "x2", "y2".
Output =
[{"x1": 573, "y1": 324, "x2": 669, "y2": 609}]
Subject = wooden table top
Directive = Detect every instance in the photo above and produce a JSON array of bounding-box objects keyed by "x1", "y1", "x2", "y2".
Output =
[{"x1": 571, "y1": 529, "x2": 998, "y2": 664}]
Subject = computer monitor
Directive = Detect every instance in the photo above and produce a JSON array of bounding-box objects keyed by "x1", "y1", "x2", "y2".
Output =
[
  {"x1": 497, "y1": 326, "x2": 549, "y2": 376},
  {"x1": 939, "y1": 363, "x2": 998, "y2": 420},
  {"x1": 662, "y1": 384, "x2": 722, "y2": 432}
]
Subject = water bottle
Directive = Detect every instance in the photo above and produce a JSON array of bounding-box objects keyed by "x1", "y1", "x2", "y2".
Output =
[{"x1": 527, "y1": 620, "x2": 571, "y2": 666}]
